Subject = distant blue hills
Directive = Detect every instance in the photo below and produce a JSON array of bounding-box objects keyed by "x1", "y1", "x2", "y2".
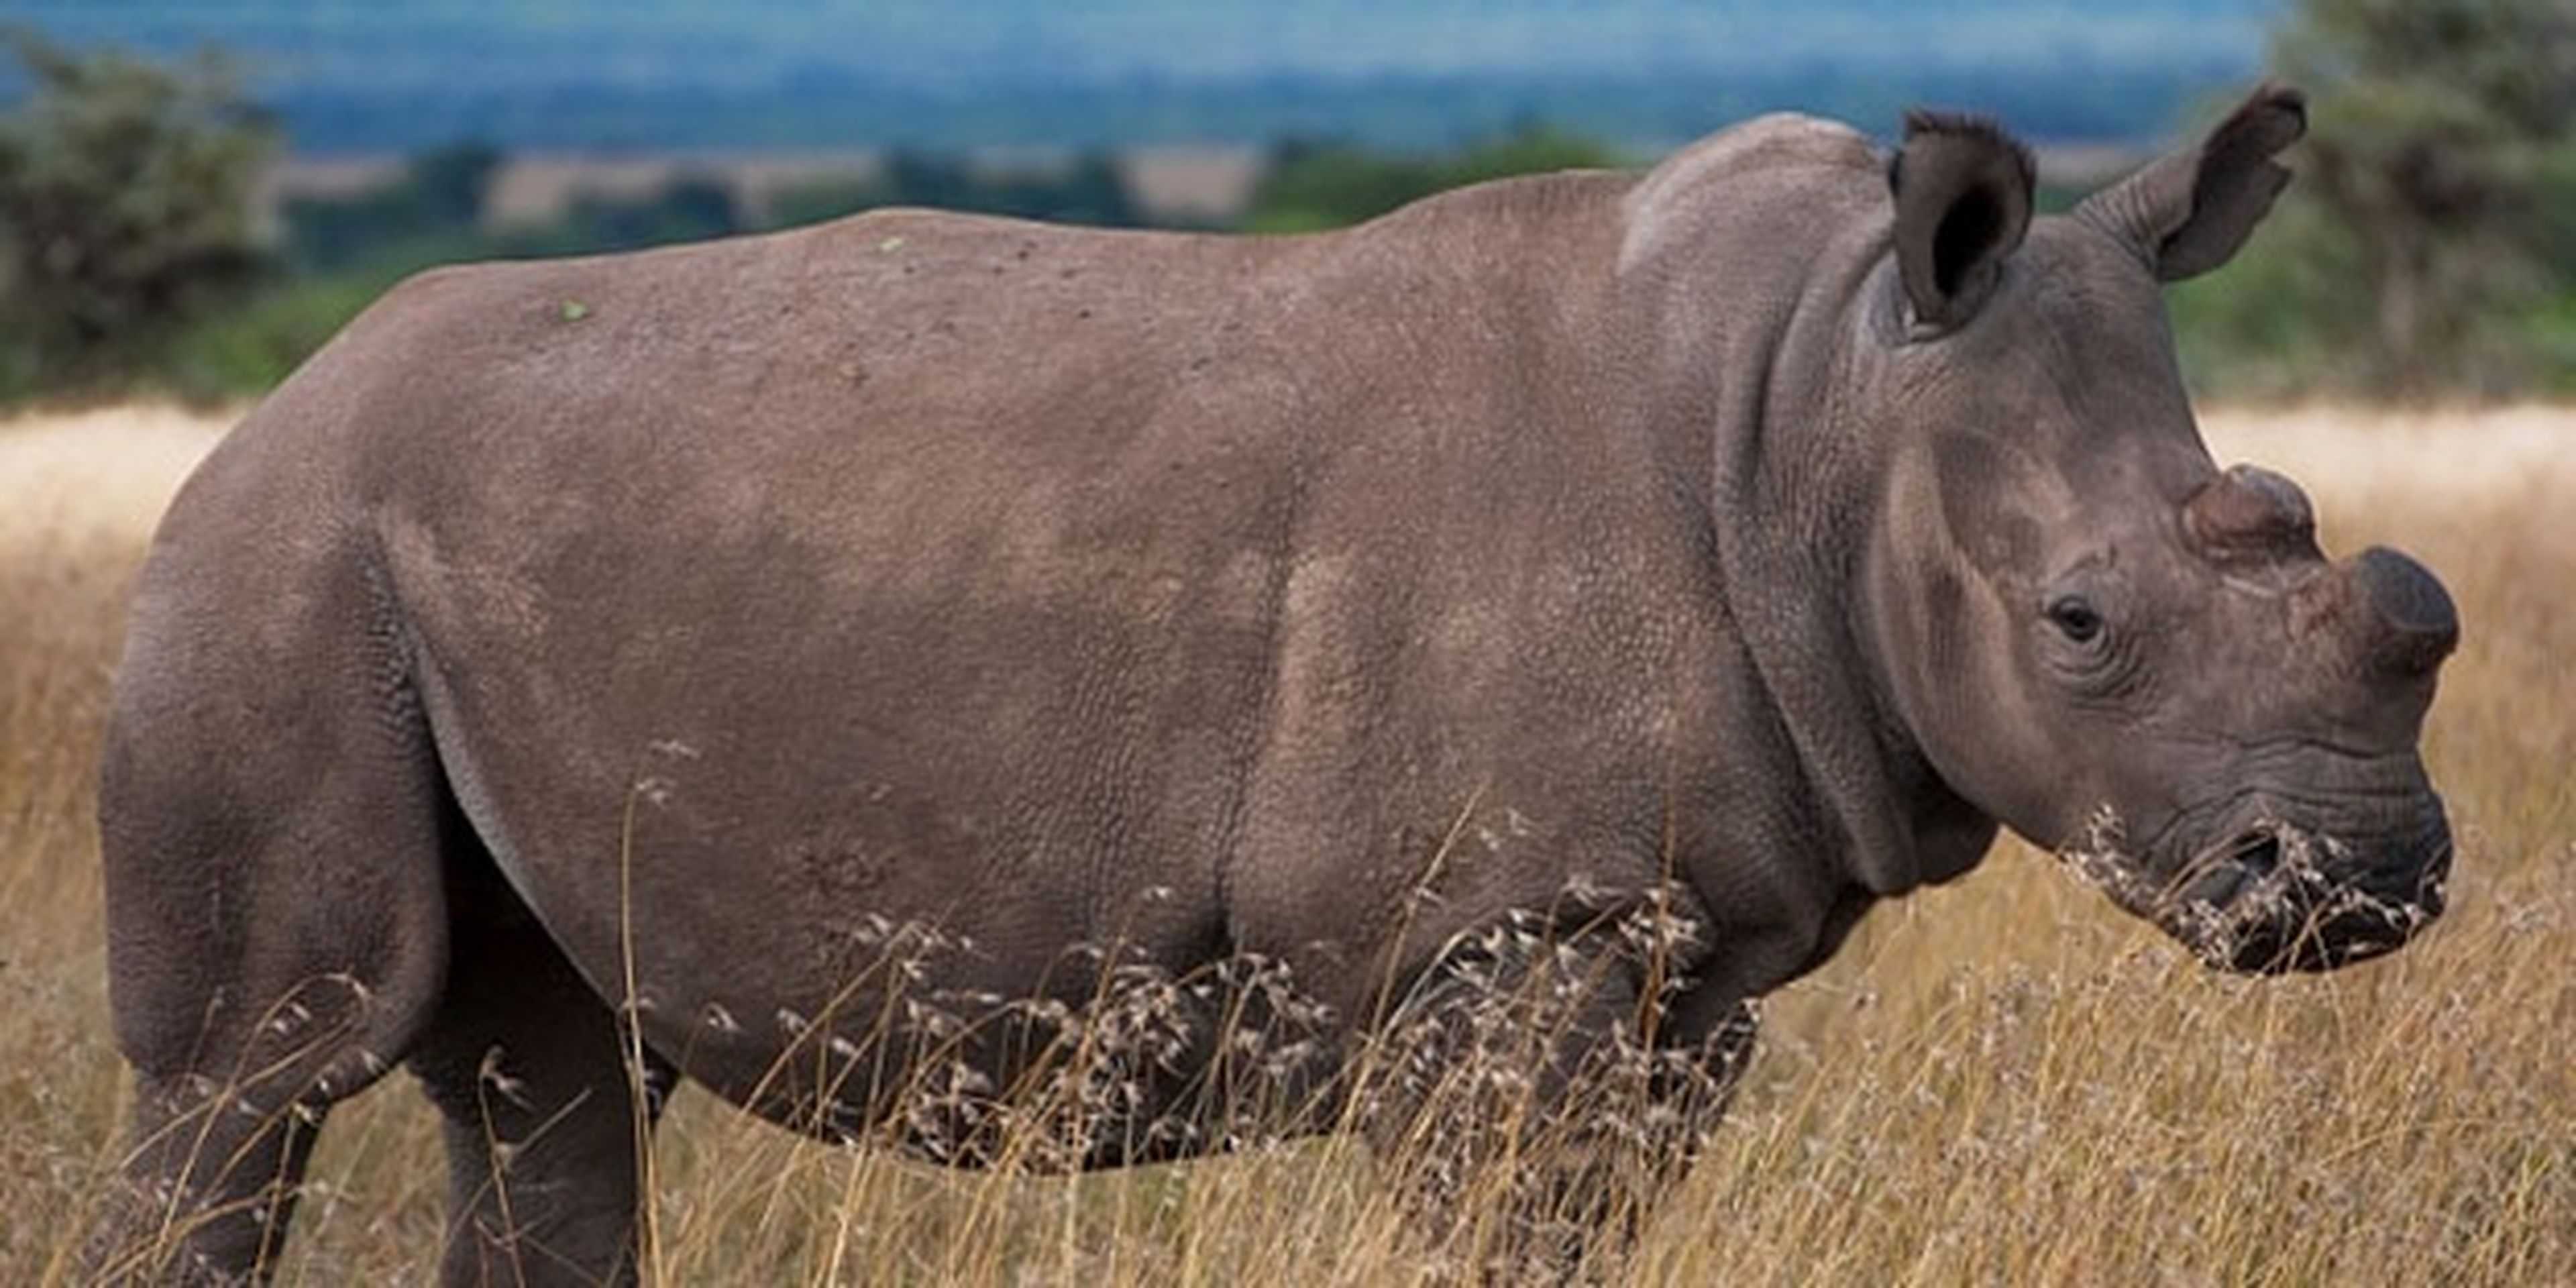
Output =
[{"x1": 5, "y1": 1, "x2": 2283, "y2": 153}]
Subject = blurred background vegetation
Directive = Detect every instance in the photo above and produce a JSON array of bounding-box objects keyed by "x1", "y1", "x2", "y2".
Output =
[
  {"x1": 0, "y1": 0, "x2": 2568, "y2": 409},
  {"x1": 2167, "y1": 0, "x2": 2576, "y2": 400}
]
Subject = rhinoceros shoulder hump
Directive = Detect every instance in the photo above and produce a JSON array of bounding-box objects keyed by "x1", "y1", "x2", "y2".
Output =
[{"x1": 1621, "y1": 113, "x2": 1879, "y2": 272}]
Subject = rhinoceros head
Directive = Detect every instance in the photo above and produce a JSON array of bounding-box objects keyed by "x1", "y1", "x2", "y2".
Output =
[{"x1": 1856, "y1": 84, "x2": 2456, "y2": 973}]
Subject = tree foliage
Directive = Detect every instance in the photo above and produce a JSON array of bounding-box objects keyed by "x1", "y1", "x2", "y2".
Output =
[
  {"x1": 0, "y1": 28, "x2": 276, "y2": 397},
  {"x1": 2186, "y1": 0, "x2": 2576, "y2": 398},
  {"x1": 559, "y1": 172, "x2": 741, "y2": 248},
  {"x1": 282, "y1": 142, "x2": 499, "y2": 272}
]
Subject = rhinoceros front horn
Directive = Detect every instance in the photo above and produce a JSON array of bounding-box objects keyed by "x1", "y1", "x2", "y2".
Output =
[{"x1": 2352, "y1": 546, "x2": 2459, "y2": 680}]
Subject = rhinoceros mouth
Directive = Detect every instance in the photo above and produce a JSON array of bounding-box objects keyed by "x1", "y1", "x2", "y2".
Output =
[
  {"x1": 2168, "y1": 826, "x2": 2284, "y2": 909},
  {"x1": 2059, "y1": 811, "x2": 2450, "y2": 974}
]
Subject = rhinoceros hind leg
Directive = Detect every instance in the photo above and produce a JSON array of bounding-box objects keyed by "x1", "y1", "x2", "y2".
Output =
[
  {"x1": 94, "y1": 1073, "x2": 331, "y2": 1286},
  {"x1": 405, "y1": 839, "x2": 672, "y2": 1288},
  {"x1": 95, "y1": 557, "x2": 455, "y2": 1283}
]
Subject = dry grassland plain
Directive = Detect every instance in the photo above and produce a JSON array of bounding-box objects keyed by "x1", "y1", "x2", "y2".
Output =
[{"x1": 2, "y1": 402, "x2": 2569, "y2": 1284}]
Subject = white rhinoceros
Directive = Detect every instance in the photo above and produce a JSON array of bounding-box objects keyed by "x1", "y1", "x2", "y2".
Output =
[{"x1": 95, "y1": 84, "x2": 2454, "y2": 1283}]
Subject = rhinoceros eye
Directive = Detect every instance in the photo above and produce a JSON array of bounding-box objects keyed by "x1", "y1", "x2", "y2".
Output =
[{"x1": 2045, "y1": 594, "x2": 2104, "y2": 644}]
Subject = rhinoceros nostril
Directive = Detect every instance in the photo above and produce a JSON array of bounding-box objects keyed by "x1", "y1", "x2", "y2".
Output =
[
  {"x1": 2171, "y1": 830, "x2": 2279, "y2": 910},
  {"x1": 2235, "y1": 832, "x2": 2282, "y2": 878}
]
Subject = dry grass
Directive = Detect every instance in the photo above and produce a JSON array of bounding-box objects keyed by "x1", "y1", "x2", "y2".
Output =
[{"x1": 4, "y1": 404, "x2": 2571, "y2": 1285}]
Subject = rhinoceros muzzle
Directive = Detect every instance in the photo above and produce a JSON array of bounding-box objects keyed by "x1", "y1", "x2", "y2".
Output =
[
  {"x1": 2065, "y1": 796, "x2": 2452, "y2": 975},
  {"x1": 2163, "y1": 810, "x2": 2452, "y2": 973},
  {"x1": 2139, "y1": 476, "x2": 2461, "y2": 973}
]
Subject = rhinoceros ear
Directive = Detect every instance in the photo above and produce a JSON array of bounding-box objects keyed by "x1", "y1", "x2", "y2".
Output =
[
  {"x1": 2075, "y1": 82, "x2": 2305, "y2": 282},
  {"x1": 1888, "y1": 109, "x2": 2036, "y2": 335}
]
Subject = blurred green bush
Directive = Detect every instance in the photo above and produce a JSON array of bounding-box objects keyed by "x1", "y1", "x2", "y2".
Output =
[
  {"x1": 0, "y1": 28, "x2": 274, "y2": 404},
  {"x1": 2176, "y1": 0, "x2": 2576, "y2": 400},
  {"x1": 1242, "y1": 124, "x2": 1625, "y2": 233}
]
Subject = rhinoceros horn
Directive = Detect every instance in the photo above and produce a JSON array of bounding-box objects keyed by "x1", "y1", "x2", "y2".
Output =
[
  {"x1": 2183, "y1": 464, "x2": 2318, "y2": 565},
  {"x1": 2184, "y1": 465, "x2": 2459, "y2": 679},
  {"x1": 2353, "y1": 546, "x2": 2461, "y2": 680},
  {"x1": 2076, "y1": 81, "x2": 2307, "y2": 282}
]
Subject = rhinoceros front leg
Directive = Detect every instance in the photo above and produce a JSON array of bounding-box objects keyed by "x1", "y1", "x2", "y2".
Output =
[{"x1": 1358, "y1": 911, "x2": 1756, "y2": 1278}]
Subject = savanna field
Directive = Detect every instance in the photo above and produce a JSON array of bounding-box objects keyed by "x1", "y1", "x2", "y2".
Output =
[{"x1": 2, "y1": 404, "x2": 2569, "y2": 1284}]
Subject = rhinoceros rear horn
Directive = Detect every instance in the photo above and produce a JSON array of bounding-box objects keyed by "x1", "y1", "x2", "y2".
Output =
[
  {"x1": 2076, "y1": 82, "x2": 2306, "y2": 282},
  {"x1": 1888, "y1": 110, "x2": 2035, "y2": 335},
  {"x1": 2184, "y1": 464, "x2": 2318, "y2": 563}
]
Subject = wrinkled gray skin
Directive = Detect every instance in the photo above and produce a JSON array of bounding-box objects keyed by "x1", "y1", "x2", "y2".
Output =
[{"x1": 96, "y1": 85, "x2": 2454, "y2": 1284}]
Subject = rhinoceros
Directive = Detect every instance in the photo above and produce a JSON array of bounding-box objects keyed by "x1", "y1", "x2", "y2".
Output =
[{"x1": 96, "y1": 83, "x2": 2455, "y2": 1284}]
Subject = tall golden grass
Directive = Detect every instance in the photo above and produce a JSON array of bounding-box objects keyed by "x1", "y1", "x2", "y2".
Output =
[{"x1": 4, "y1": 404, "x2": 2569, "y2": 1285}]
